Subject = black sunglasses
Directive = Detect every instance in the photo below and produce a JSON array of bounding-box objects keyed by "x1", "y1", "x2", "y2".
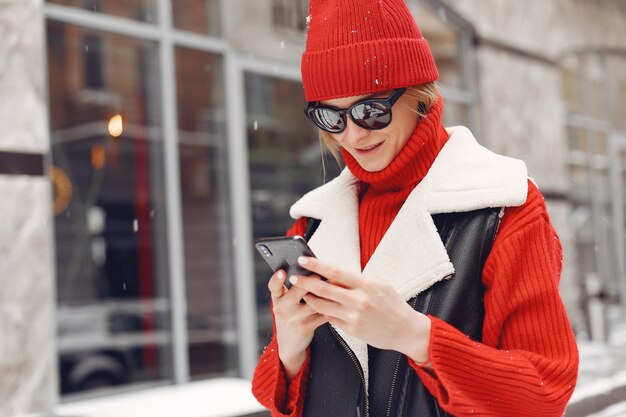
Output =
[{"x1": 304, "y1": 87, "x2": 407, "y2": 134}]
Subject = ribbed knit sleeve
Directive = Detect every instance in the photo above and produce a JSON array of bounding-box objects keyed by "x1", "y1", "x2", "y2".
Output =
[
  {"x1": 251, "y1": 217, "x2": 312, "y2": 416},
  {"x1": 409, "y1": 180, "x2": 579, "y2": 416}
]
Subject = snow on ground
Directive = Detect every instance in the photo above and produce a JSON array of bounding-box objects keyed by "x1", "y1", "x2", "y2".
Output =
[
  {"x1": 54, "y1": 378, "x2": 264, "y2": 417},
  {"x1": 567, "y1": 320, "x2": 626, "y2": 416},
  {"x1": 574, "y1": 321, "x2": 626, "y2": 387}
]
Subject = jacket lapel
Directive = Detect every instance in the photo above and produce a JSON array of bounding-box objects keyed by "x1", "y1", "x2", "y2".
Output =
[
  {"x1": 302, "y1": 169, "x2": 362, "y2": 276},
  {"x1": 288, "y1": 125, "x2": 528, "y2": 391}
]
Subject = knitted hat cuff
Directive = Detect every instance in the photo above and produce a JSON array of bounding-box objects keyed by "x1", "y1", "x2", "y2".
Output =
[{"x1": 301, "y1": 37, "x2": 438, "y2": 102}]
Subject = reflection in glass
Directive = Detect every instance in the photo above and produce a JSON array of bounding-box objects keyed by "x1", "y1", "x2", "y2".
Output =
[
  {"x1": 172, "y1": 0, "x2": 221, "y2": 36},
  {"x1": 47, "y1": 21, "x2": 172, "y2": 396},
  {"x1": 47, "y1": 0, "x2": 158, "y2": 23},
  {"x1": 174, "y1": 47, "x2": 237, "y2": 378},
  {"x1": 245, "y1": 73, "x2": 342, "y2": 350}
]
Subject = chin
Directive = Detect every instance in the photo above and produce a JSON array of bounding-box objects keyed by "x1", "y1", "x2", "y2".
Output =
[{"x1": 358, "y1": 158, "x2": 391, "y2": 172}]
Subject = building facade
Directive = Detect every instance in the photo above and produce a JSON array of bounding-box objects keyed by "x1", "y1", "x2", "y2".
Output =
[{"x1": 0, "y1": 0, "x2": 625, "y2": 415}]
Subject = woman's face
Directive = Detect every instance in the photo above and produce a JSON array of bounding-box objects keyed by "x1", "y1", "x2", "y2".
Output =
[{"x1": 321, "y1": 91, "x2": 419, "y2": 172}]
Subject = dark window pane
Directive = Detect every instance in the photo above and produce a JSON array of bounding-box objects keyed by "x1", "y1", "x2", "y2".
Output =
[
  {"x1": 47, "y1": 21, "x2": 172, "y2": 397},
  {"x1": 174, "y1": 47, "x2": 237, "y2": 378},
  {"x1": 245, "y1": 72, "x2": 342, "y2": 351}
]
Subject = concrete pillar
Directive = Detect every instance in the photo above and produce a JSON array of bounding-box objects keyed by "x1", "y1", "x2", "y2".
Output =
[{"x1": 0, "y1": 0, "x2": 58, "y2": 416}]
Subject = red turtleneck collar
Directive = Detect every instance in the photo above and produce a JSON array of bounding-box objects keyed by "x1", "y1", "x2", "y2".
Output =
[
  {"x1": 340, "y1": 96, "x2": 449, "y2": 268},
  {"x1": 342, "y1": 96, "x2": 448, "y2": 194}
]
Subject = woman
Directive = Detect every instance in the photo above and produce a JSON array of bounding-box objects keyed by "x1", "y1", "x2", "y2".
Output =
[{"x1": 252, "y1": 0, "x2": 579, "y2": 416}]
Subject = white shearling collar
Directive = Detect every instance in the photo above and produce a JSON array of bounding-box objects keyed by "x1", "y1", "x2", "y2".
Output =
[{"x1": 288, "y1": 125, "x2": 528, "y2": 389}]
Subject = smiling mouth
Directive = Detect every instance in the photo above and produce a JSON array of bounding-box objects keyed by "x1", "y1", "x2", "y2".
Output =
[{"x1": 355, "y1": 142, "x2": 383, "y2": 152}]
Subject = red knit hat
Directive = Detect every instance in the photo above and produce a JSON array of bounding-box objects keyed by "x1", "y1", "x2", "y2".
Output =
[{"x1": 301, "y1": 0, "x2": 439, "y2": 102}]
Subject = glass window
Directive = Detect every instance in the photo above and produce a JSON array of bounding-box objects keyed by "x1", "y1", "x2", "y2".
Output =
[
  {"x1": 561, "y1": 55, "x2": 583, "y2": 115},
  {"x1": 581, "y1": 54, "x2": 607, "y2": 120},
  {"x1": 410, "y1": 3, "x2": 464, "y2": 89},
  {"x1": 47, "y1": 21, "x2": 172, "y2": 396},
  {"x1": 562, "y1": 50, "x2": 626, "y2": 336},
  {"x1": 245, "y1": 72, "x2": 342, "y2": 350},
  {"x1": 47, "y1": 0, "x2": 158, "y2": 23},
  {"x1": 405, "y1": 1, "x2": 476, "y2": 130},
  {"x1": 607, "y1": 55, "x2": 626, "y2": 131},
  {"x1": 272, "y1": 0, "x2": 309, "y2": 32},
  {"x1": 568, "y1": 126, "x2": 588, "y2": 154},
  {"x1": 569, "y1": 163, "x2": 589, "y2": 190},
  {"x1": 172, "y1": 0, "x2": 222, "y2": 36},
  {"x1": 174, "y1": 47, "x2": 237, "y2": 379}
]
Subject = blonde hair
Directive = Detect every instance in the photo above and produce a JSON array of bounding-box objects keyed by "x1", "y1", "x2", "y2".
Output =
[{"x1": 318, "y1": 82, "x2": 441, "y2": 165}]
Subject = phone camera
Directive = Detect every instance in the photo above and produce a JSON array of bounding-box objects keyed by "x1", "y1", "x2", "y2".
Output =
[{"x1": 259, "y1": 244, "x2": 273, "y2": 257}]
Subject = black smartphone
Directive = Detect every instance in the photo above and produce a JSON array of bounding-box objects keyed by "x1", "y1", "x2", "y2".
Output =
[{"x1": 255, "y1": 235, "x2": 317, "y2": 289}]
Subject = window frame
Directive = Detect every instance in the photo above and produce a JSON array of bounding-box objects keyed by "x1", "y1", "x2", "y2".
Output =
[
  {"x1": 562, "y1": 51, "x2": 626, "y2": 327},
  {"x1": 44, "y1": 0, "x2": 253, "y2": 394}
]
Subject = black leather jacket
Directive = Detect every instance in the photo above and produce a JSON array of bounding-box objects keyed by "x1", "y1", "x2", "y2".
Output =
[{"x1": 301, "y1": 207, "x2": 502, "y2": 417}]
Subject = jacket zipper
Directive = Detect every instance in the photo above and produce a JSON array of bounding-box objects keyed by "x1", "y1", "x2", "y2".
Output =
[
  {"x1": 495, "y1": 207, "x2": 505, "y2": 236},
  {"x1": 382, "y1": 209, "x2": 500, "y2": 417},
  {"x1": 384, "y1": 351, "x2": 404, "y2": 416},
  {"x1": 385, "y1": 296, "x2": 422, "y2": 416},
  {"x1": 329, "y1": 326, "x2": 369, "y2": 417}
]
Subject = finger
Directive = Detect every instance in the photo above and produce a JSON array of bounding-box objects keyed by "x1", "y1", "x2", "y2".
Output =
[
  {"x1": 280, "y1": 283, "x2": 310, "y2": 305},
  {"x1": 289, "y1": 274, "x2": 354, "y2": 305},
  {"x1": 303, "y1": 292, "x2": 346, "y2": 319},
  {"x1": 268, "y1": 270, "x2": 288, "y2": 299},
  {"x1": 297, "y1": 257, "x2": 361, "y2": 289},
  {"x1": 288, "y1": 302, "x2": 318, "y2": 322}
]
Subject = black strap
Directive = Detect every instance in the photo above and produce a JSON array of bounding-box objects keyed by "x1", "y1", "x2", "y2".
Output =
[{"x1": 304, "y1": 217, "x2": 321, "y2": 241}]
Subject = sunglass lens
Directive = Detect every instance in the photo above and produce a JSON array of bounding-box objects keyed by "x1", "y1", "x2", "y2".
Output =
[
  {"x1": 352, "y1": 102, "x2": 390, "y2": 129},
  {"x1": 310, "y1": 108, "x2": 344, "y2": 133}
]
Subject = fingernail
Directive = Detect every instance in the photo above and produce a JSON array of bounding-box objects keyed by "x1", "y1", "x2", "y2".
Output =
[
  {"x1": 277, "y1": 271, "x2": 285, "y2": 280},
  {"x1": 298, "y1": 256, "x2": 309, "y2": 265},
  {"x1": 289, "y1": 275, "x2": 298, "y2": 285}
]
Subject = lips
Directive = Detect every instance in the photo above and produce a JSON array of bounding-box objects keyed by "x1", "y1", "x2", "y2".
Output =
[{"x1": 355, "y1": 142, "x2": 383, "y2": 154}]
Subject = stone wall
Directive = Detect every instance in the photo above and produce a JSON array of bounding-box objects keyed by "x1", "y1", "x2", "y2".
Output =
[
  {"x1": 0, "y1": 0, "x2": 57, "y2": 416},
  {"x1": 439, "y1": 0, "x2": 626, "y2": 334},
  {"x1": 440, "y1": 0, "x2": 626, "y2": 58}
]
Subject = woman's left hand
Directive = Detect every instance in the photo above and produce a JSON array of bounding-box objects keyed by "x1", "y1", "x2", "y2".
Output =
[{"x1": 289, "y1": 256, "x2": 431, "y2": 364}]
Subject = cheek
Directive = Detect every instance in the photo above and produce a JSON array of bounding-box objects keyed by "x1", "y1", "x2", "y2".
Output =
[
  {"x1": 391, "y1": 111, "x2": 418, "y2": 147},
  {"x1": 329, "y1": 134, "x2": 347, "y2": 152},
  {"x1": 392, "y1": 129, "x2": 411, "y2": 152}
]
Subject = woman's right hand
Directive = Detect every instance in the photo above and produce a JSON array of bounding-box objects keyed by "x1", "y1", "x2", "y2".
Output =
[{"x1": 268, "y1": 269, "x2": 328, "y2": 380}]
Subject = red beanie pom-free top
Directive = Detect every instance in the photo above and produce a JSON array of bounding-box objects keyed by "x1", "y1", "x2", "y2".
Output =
[{"x1": 301, "y1": 0, "x2": 439, "y2": 102}]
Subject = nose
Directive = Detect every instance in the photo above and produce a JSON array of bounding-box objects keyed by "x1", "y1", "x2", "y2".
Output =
[{"x1": 341, "y1": 117, "x2": 370, "y2": 146}]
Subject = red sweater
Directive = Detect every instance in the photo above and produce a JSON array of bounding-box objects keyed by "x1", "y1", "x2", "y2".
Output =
[{"x1": 251, "y1": 101, "x2": 579, "y2": 416}]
